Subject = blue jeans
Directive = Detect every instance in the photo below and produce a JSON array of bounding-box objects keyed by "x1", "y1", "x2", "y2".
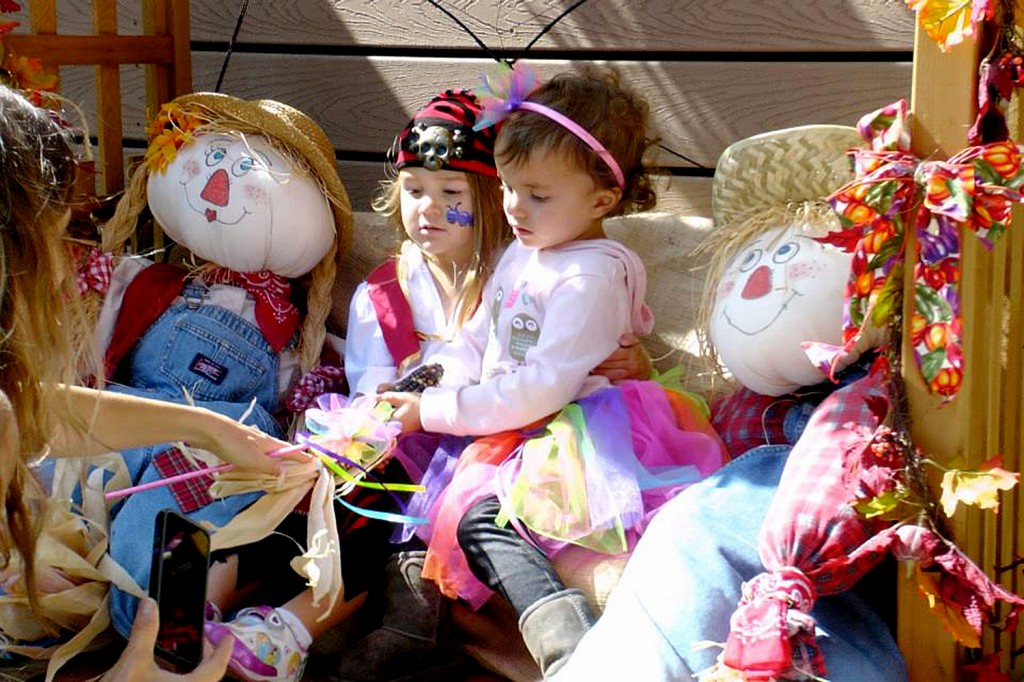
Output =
[
  {"x1": 457, "y1": 495, "x2": 566, "y2": 616},
  {"x1": 552, "y1": 446, "x2": 908, "y2": 681}
]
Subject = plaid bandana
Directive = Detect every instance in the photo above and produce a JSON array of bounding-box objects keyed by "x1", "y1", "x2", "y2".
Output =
[
  {"x1": 204, "y1": 267, "x2": 299, "y2": 352},
  {"x1": 394, "y1": 90, "x2": 497, "y2": 177}
]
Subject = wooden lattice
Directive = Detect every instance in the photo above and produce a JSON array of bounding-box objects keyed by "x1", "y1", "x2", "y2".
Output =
[{"x1": 3, "y1": 0, "x2": 192, "y2": 195}]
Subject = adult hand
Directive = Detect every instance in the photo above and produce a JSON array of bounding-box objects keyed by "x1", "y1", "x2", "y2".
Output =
[
  {"x1": 101, "y1": 598, "x2": 234, "y2": 681},
  {"x1": 187, "y1": 410, "x2": 295, "y2": 475},
  {"x1": 592, "y1": 333, "x2": 653, "y2": 383},
  {"x1": 376, "y1": 392, "x2": 423, "y2": 434}
]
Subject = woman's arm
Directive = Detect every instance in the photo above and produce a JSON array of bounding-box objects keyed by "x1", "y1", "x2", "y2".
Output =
[{"x1": 49, "y1": 385, "x2": 285, "y2": 474}]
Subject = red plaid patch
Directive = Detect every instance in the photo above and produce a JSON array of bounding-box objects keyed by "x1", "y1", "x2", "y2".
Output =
[{"x1": 152, "y1": 447, "x2": 215, "y2": 512}]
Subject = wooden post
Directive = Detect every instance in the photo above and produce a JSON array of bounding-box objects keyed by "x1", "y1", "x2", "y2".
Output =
[
  {"x1": 899, "y1": 19, "x2": 979, "y2": 682},
  {"x1": 93, "y1": 0, "x2": 123, "y2": 194},
  {"x1": 25, "y1": 0, "x2": 56, "y2": 88},
  {"x1": 900, "y1": 12, "x2": 1024, "y2": 679}
]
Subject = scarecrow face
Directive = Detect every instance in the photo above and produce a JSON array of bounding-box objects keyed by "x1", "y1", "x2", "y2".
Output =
[
  {"x1": 709, "y1": 222, "x2": 852, "y2": 396},
  {"x1": 147, "y1": 133, "x2": 334, "y2": 278}
]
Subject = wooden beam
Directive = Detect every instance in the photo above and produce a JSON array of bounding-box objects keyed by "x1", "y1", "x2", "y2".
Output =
[{"x1": 1, "y1": 35, "x2": 176, "y2": 66}]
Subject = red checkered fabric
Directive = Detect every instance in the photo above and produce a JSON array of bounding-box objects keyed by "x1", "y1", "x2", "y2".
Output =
[
  {"x1": 152, "y1": 447, "x2": 215, "y2": 512},
  {"x1": 711, "y1": 387, "x2": 793, "y2": 457},
  {"x1": 75, "y1": 246, "x2": 114, "y2": 295},
  {"x1": 723, "y1": 368, "x2": 894, "y2": 679}
]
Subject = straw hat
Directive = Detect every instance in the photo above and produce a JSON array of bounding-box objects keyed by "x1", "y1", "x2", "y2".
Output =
[
  {"x1": 170, "y1": 92, "x2": 353, "y2": 258},
  {"x1": 711, "y1": 124, "x2": 862, "y2": 232}
]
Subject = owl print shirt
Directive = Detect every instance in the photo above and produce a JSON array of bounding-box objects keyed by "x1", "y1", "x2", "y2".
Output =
[{"x1": 419, "y1": 239, "x2": 652, "y2": 436}]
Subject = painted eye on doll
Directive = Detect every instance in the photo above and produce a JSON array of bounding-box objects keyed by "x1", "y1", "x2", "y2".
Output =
[
  {"x1": 737, "y1": 248, "x2": 762, "y2": 272},
  {"x1": 205, "y1": 147, "x2": 227, "y2": 166},
  {"x1": 772, "y1": 241, "x2": 800, "y2": 264},
  {"x1": 232, "y1": 156, "x2": 256, "y2": 176}
]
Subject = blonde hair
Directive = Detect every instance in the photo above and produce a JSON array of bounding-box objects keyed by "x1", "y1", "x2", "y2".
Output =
[
  {"x1": 372, "y1": 171, "x2": 509, "y2": 329},
  {"x1": 0, "y1": 85, "x2": 92, "y2": 616},
  {"x1": 495, "y1": 67, "x2": 657, "y2": 216}
]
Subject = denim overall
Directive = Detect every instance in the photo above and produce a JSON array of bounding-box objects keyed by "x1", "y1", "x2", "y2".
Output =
[{"x1": 106, "y1": 280, "x2": 291, "y2": 637}]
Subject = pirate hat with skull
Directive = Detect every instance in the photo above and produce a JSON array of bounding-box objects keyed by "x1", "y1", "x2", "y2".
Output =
[{"x1": 393, "y1": 90, "x2": 498, "y2": 177}]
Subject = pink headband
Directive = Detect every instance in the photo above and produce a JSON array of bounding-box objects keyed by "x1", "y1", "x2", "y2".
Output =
[{"x1": 474, "y1": 64, "x2": 626, "y2": 189}]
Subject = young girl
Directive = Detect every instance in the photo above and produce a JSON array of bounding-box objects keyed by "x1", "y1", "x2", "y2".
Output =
[
  {"x1": 206, "y1": 89, "x2": 652, "y2": 682},
  {"x1": 0, "y1": 83, "x2": 285, "y2": 681},
  {"x1": 204, "y1": 89, "x2": 508, "y2": 682},
  {"x1": 381, "y1": 66, "x2": 727, "y2": 678}
]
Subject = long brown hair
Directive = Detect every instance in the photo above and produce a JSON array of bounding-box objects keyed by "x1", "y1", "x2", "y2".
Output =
[{"x1": 0, "y1": 85, "x2": 86, "y2": 614}]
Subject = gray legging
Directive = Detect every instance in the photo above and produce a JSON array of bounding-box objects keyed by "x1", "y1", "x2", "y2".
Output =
[{"x1": 457, "y1": 495, "x2": 567, "y2": 616}]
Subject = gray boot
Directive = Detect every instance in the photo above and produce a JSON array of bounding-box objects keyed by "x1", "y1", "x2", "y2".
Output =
[
  {"x1": 518, "y1": 588, "x2": 596, "y2": 678},
  {"x1": 332, "y1": 551, "x2": 466, "y2": 682}
]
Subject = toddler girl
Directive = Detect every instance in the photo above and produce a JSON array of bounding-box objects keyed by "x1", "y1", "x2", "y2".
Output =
[{"x1": 381, "y1": 66, "x2": 727, "y2": 678}]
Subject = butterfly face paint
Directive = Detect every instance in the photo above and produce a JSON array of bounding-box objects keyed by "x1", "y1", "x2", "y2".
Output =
[{"x1": 446, "y1": 202, "x2": 474, "y2": 227}]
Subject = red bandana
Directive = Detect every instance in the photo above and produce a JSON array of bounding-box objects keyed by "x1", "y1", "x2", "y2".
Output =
[{"x1": 204, "y1": 268, "x2": 300, "y2": 352}]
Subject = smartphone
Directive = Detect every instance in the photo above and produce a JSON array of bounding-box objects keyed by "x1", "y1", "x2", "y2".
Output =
[{"x1": 149, "y1": 508, "x2": 211, "y2": 672}]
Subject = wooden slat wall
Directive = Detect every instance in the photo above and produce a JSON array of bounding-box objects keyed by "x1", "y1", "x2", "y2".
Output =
[{"x1": 9, "y1": 0, "x2": 915, "y2": 215}]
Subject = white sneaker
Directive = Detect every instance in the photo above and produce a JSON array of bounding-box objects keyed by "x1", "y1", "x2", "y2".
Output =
[{"x1": 205, "y1": 605, "x2": 309, "y2": 681}]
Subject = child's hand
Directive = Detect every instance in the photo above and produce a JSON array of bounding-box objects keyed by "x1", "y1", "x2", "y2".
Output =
[
  {"x1": 376, "y1": 392, "x2": 423, "y2": 434},
  {"x1": 592, "y1": 333, "x2": 652, "y2": 383}
]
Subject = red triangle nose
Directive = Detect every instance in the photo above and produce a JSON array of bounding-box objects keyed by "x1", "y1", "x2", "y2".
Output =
[
  {"x1": 741, "y1": 265, "x2": 772, "y2": 299},
  {"x1": 200, "y1": 168, "x2": 230, "y2": 206}
]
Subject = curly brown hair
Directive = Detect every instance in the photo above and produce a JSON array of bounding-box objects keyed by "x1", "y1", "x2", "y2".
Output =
[
  {"x1": 0, "y1": 84, "x2": 88, "y2": 616},
  {"x1": 494, "y1": 66, "x2": 657, "y2": 216}
]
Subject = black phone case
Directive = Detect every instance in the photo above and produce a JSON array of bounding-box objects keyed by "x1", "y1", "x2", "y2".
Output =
[{"x1": 149, "y1": 508, "x2": 211, "y2": 672}]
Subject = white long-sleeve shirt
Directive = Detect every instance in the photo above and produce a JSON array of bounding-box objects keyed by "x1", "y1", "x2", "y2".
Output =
[
  {"x1": 420, "y1": 238, "x2": 653, "y2": 436},
  {"x1": 344, "y1": 241, "x2": 471, "y2": 397}
]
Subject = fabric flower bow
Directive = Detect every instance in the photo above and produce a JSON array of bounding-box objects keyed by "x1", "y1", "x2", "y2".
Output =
[{"x1": 473, "y1": 62, "x2": 540, "y2": 132}]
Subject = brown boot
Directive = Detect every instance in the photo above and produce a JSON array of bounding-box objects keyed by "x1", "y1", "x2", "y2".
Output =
[{"x1": 332, "y1": 551, "x2": 466, "y2": 682}]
